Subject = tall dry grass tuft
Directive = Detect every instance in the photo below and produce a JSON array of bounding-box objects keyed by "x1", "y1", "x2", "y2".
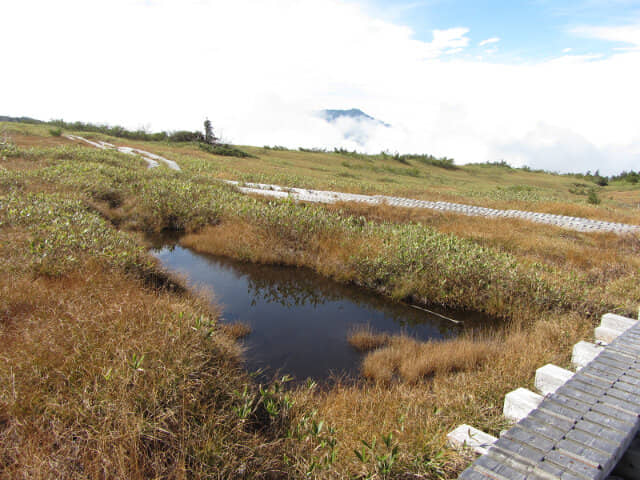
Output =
[
  {"x1": 347, "y1": 324, "x2": 390, "y2": 352},
  {"x1": 362, "y1": 335, "x2": 500, "y2": 384},
  {"x1": 182, "y1": 223, "x2": 283, "y2": 264}
]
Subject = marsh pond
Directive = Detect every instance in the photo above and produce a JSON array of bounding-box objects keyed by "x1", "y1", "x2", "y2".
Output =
[{"x1": 152, "y1": 242, "x2": 494, "y2": 382}]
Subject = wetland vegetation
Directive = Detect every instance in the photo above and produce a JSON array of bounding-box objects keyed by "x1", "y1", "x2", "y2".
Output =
[{"x1": 2, "y1": 121, "x2": 640, "y2": 478}]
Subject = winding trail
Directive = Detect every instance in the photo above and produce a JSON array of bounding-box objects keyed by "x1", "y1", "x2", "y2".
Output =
[
  {"x1": 65, "y1": 134, "x2": 180, "y2": 170},
  {"x1": 65, "y1": 135, "x2": 639, "y2": 235}
]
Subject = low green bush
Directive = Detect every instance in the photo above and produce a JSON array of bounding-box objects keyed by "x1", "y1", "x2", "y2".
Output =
[
  {"x1": 588, "y1": 189, "x2": 601, "y2": 205},
  {"x1": 199, "y1": 142, "x2": 255, "y2": 158}
]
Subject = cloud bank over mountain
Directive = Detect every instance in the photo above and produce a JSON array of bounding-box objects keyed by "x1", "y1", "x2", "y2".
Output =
[
  {"x1": 318, "y1": 109, "x2": 390, "y2": 147},
  {"x1": 2, "y1": 0, "x2": 639, "y2": 174}
]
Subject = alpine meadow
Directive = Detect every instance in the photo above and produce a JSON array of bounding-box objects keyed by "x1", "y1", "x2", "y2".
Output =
[{"x1": 2, "y1": 119, "x2": 640, "y2": 478}]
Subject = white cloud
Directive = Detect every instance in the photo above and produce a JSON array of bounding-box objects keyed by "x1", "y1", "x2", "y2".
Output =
[
  {"x1": 547, "y1": 53, "x2": 604, "y2": 63},
  {"x1": 1, "y1": 0, "x2": 639, "y2": 174},
  {"x1": 562, "y1": 47, "x2": 573, "y2": 53},
  {"x1": 572, "y1": 22, "x2": 640, "y2": 48},
  {"x1": 478, "y1": 37, "x2": 500, "y2": 47},
  {"x1": 495, "y1": 122, "x2": 640, "y2": 174}
]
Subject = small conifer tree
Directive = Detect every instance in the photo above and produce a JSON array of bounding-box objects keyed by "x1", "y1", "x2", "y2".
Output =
[{"x1": 204, "y1": 118, "x2": 217, "y2": 145}]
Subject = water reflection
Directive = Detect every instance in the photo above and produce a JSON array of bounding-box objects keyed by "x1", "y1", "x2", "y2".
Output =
[{"x1": 152, "y1": 243, "x2": 494, "y2": 381}]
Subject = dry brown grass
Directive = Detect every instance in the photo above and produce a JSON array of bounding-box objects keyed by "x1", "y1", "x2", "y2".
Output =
[
  {"x1": 361, "y1": 335, "x2": 499, "y2": 384},
  {"x1": 347, "y1": 324, "x2": 390, "y2": 352},
  {"x1": 0, "y1": 232, "x2": 287, "y2": 478},
  {"x1": 222, "y1": 321, "x2": 252, "y2": 339},
  {"x1": 182, "y1": 222, "x2": 277, "y2": 264},
  {"x1": 0, "y1": 156, "x2": 58, "y2": 171},
  {"x1": 9, "y1": 132, "x2": 73, "y2": 148},
  {"x1": 181, "y1": 221, "x2": 370, "y2": 279},
  {"x1": 609, "y1": 189, "x2": 640, "y2": 208}
]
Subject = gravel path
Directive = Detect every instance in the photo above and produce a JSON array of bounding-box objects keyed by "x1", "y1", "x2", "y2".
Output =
[
  {"x1": 226, "y1": 181, "x2": 640, "y2": 235},
  {"x1": 63, "y1": 135, "x2": 639, "y2": 235}
]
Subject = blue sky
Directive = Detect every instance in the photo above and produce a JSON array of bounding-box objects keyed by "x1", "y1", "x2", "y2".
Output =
[
  {"x1": 2, "y1": 0, "x2": 640, "y2": 174},
  {"x1": 369, "y1": 0, "x2": 640, "y2": 60}
]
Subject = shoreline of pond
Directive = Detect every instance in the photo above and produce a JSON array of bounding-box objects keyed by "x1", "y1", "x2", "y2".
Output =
[{"x1": 150, "y1": 236, "x2": 500, "y2": 382}]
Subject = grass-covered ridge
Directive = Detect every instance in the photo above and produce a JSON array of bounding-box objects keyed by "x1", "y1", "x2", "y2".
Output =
[{"x1": 2, "y1": 122, "x2": 640, "y2": 478}]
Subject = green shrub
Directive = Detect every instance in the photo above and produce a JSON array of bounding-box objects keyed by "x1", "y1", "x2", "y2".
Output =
[
  {"x1": 48, "y1": 127, "x2": 62, "y2": 137},
  {"x1": 298, "y1": 147, "x2": 327, "y2": 153},
  {"x1": 611, "y1": 170, "x2": 640, "y2": 184},
  {"x1": 48, "y1": 119, "x2": 205, "y2": 143},
  {"x1": 263, "y1": 145, "x2": 289, "y2": 151},
  {"x1": 169, "y1": 130, "x2": 205, "y2": 142},
  {"x1": 199, "y1": 142, "x2": 255, "y2": 158},
  {"x1": 396, "y1": 153, "x2": 456, "y2": 169}
]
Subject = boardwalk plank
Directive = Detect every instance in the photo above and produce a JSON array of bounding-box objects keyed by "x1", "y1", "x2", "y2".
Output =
[
  {"x1": 573, "y1": 420, "x2": 628, "y2": 447},
  {"x1": 501, "y1": 426, "x2": 556, "y2": 453},
  {"x1": 517, "y1": 415, "x2": 567, "y2": 441},
  {"x1": 556, "y1": 439, "x2": 615, "y2": 471},
  {"x1": 475, "y1": 455, "x2": 529, "y2": 480},
  {"x1": 543, "y1": 450, "x2": 601, "y2": 479},
  {"x1": 459, "y1": 467, "x2": 494, "y2": 480},
  {"x1": 539, "y1": 401, "x2": 583, "y2": 423},
  {"x1": 569, "y1": 378, "x2": 608, "y2": 397},
  {"x1": 563, "y1": 428, "x2": 621, "y2": 457},
  {"x1": 490, "y1": 437, "x2": 545, "y2": 465},
  {"x1": 558, "y1": 386, "x2": 601, "y2": 406},
  {"x1": 583, "y1": 410, "x2": 634, "y2": 435}
]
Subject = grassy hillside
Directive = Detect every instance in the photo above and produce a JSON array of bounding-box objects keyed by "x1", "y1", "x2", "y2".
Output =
[
  {"x1": 19, "y1": 122, "x2": 640, "y2": 221},
  {"x1": 6, "y1": 120, "x2": 640, "y2": 216},
  {"x1": 1, "y1": 121, "x2": 639, "y2": 478}
]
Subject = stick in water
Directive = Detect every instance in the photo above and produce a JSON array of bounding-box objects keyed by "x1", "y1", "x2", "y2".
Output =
[{"x1": 409, "y1": 304, "x2": 463, "y2": 324}]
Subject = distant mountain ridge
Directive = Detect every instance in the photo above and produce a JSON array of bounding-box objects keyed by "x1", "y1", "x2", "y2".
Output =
[
  {"x1": 320, "y1": 108, "x2": 390, "y2": 128},
  {"x1": 0, "y1": 115, "x2": 43, "y2": 124}
]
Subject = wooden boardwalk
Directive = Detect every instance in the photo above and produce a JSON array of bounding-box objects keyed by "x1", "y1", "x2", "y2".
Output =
[
  {"x1": 227, "y1": 181, "x2": 640, "y2": 235},
  {"x1": 459, "y1": 321, "x2": 640, "y2": 480}
]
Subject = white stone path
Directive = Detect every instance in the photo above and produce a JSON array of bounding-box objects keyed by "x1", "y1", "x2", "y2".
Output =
[{"x1": 64, "y1": 135, "x2": 640, "y2": 235}]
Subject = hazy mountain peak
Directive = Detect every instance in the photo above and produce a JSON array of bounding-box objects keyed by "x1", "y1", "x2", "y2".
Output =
[
  {"x1": 320, "y1": 108, "x2": 390, "y2": 128},
  {"x1": 318, "y1": 108, "x2": 391, "y2": 146}
]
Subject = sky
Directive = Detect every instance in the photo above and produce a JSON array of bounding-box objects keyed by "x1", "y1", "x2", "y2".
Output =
[{"x1": 2, "y1": 0, "x2": 640, "y2": 174}]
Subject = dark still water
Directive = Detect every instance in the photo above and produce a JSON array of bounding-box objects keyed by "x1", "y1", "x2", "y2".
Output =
[{"x1": 152, "y1": 244, "x2": 493, "y2": 381}]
